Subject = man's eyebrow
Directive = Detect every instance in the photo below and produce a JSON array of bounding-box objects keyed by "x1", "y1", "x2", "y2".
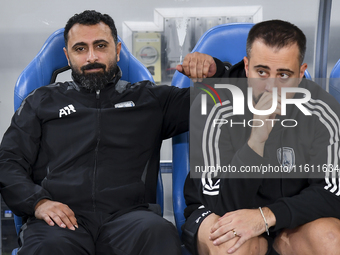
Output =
[
  {"x1": 277, "y1": 68, "x2": 294, "y2": 74},
  {"x1": 71, "y1": 40, "x2": 110, "y2": 49},
  {"x1": 71, "y1": 42, "x2": 87, "y2": 49},
  {"x1": 254, "y1": 65, "x2": 295, "y2": 74},
  {"x1": 254, "y1": 65, "x2": 270, "y2": 70},
  {"x1": 93, "y1": 39, "x2": 110, "y2": 45}
]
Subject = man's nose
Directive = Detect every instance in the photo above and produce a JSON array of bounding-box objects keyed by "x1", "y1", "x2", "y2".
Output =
[
  {"x1": 86, "y1": 47, "x2": 98, "y2": 63},
  {"x1": 265, "y1": 78, "x2": 276, "y2": 92}
]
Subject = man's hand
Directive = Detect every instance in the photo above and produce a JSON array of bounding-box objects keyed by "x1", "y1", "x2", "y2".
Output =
[
  {"x1": 176, "y1": 52, "x2": 217, "y2": 82},
  {"x1": 209, "y1": 208, "x2": 276, "y2": 254},
  {"x1": 34, "y1": 199, "x2": 78, "y2": 230},
  {"x1": 248, "y1": 92, "x2": 281, "y2": 156}
]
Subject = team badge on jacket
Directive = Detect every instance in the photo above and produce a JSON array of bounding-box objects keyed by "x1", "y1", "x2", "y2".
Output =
[
  {"x1": 115, "y1": 101, "x2": 135, "y2": 108},
  {"x1": 277, "y1": 147, "x2": 295, "y2": 172}
]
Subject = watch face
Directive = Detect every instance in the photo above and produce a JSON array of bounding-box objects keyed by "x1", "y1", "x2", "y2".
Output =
[{"x1": 139, "y1": 46, "x2": 159, "y2": 64}]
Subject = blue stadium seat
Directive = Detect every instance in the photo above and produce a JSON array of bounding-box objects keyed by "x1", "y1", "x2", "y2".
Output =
[
  {"x1": 329, "y1": 59, "x2": 340, "y2": 103},
  {"x1": 171, "y1": 23, "x2": 254, "y2": 241},
  {"x1": 171, "y1": 23, "x2": 254, "y2": 255},
  {"x1": 12, "y1": 28, "x2": 161, "y2": 254}
]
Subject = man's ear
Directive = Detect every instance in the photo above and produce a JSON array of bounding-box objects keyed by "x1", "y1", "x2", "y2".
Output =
[
  {"x1": 300, "y1": 63, "x2": 308, "y2": 79},
  {"x1": 63, "y1": 47, "x2": 71, "y2": 66},
  {"x1": 116, "y1": 42, "x2": 122, "y2": 62},
  {"x1": 243, "y1": 56, "x2": 249, "y2": 77}
]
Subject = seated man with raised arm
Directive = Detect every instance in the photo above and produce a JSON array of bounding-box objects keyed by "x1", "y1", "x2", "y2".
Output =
[
  {"x1": 180, "y1": 20, "x2": 340, "y2": 255},
  {"x1": 0, "y1": 10, "x2": 208, "y2": 255}
]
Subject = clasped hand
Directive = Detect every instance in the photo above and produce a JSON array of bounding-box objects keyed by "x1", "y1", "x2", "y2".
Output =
[{"x1": 209, "y1": 209, "x2": 268, "y2": 254}]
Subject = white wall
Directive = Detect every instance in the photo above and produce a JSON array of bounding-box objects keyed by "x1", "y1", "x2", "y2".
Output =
[{"x1": 0, "y1": 0, "x2": 333, "y2": 160}]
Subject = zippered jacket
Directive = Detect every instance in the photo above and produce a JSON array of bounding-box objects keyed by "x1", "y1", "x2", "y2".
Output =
[
  {"x1": 183, "y1": 60, "x2": 340, "y2": 248},
  {"x1": 0, "y1": 68, "x2": 189, "y2": 217}
]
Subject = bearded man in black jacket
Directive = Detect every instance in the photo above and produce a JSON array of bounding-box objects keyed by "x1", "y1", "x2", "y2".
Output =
[{"x1": 0, "y1": 10, "x2": 206, "y2": 255}]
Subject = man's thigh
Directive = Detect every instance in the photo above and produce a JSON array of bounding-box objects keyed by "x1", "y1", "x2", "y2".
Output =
[
  {"x1": 274, "y1": 217, "x2": 340, "y2": 255},
  {"x1": 95, "y1": 210, "x2": 181, "y2": 255},
  {"x1": 17, "y1": 217, "x2": 95, "y2": 255},
  {"x1": 197, "y1": 213, "x2": 268, "y2": 255}
]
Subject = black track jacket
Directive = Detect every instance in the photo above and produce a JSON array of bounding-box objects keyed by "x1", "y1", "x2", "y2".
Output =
[
  {"x1": 0, "y1": 69, "x2": 189, "y2": 218},
  {"x1": 183, "y1": 60, "x2": 340, "y2": 246}
]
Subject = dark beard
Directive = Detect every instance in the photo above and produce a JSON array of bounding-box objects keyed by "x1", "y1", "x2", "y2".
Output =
[{"x1": 72, "y1": 61, "x2": 118, "y2": 92}]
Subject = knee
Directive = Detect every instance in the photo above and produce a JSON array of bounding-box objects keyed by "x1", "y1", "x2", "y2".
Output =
[
  {"x1": 136, "y1": 216, "x2": 181, "y2": 254},
  {"x1": 198, "y1": 237, "x2": 266, "y2": 255},
  {"x1": 39, "y1": 235, "x2": 65, "y2": 246},
  {"x1": 36, "y1": 235, "x2": 71, "y2": 251},
  {"x1": 139, "y1": 216, "x2": 180, "y2": 244},
  {"x1": 305, "y1": 218, "x2": 340, "y2": 254},
  {"x1": 140, "y1": 216, "x2": 176, "y2": 237}
]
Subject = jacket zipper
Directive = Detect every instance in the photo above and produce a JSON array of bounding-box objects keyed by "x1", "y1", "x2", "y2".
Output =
[{"x1": 92, "y1": 89, "x2": 101, "y2": 211}]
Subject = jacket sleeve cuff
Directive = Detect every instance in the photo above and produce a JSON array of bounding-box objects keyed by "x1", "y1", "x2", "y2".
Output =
[
  {"x1": 31, "y1": 196, "x2": 53, "y2": 215},
  {"x1": 182, "y1": 206, "x2": 212, "y2": 254},
  {"x1": 266, "y1": 201, "x2": 292, "y2": 231},
  {"x1": 212, "y1": 57, "x2": 228, "y2": 78}
]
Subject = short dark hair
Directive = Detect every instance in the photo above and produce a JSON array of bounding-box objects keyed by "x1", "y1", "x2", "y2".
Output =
[
  {"x1": 246, "y1": 20, "x2": 306, "y2": 65},
  {"x1": 64, "y1": 10, "x2": 118, "y2": 48}
]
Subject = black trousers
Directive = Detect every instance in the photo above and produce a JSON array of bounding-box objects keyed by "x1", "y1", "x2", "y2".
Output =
[{"x1": 17, "y1": 209, "x2": 181, "y2": 255}]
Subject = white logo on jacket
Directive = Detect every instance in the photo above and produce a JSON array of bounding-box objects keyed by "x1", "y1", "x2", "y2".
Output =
[
  {"x1": 114, "y1": 101, "x2": 135, "y2": 108},
  {"x1": 59, "y1": 104, "x2": 76, "y2": 118},
  {"x1": 277, "y1": 147, "x2": 295, "y2": 172}
]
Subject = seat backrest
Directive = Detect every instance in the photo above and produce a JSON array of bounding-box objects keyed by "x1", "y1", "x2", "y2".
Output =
[
  {"x1": 171, "y1": 23, "x2": 254, "y2": 90},
  {"x1": 13, "y1": 28, "x2": 163, "y2": 234},
  {"x1": 14, "y1": 28, "x2": 155, "y2": 110},
  {"x1": 329, "y1": 59, "x2": 340, "y2": 103}
]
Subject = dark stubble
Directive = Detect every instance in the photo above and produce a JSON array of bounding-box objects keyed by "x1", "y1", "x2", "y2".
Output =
[{"x1": 71, "y1": 57, "x2": 118, "y2": 92}]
